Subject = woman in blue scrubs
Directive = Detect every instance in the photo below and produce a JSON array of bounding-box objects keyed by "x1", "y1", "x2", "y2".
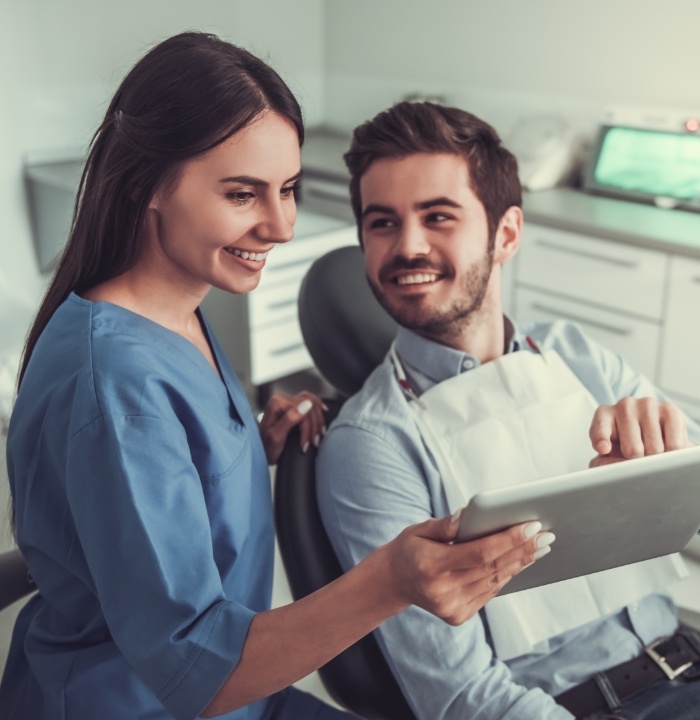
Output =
[{"x1": 0, "y1": 32, "x2": 543, "y2": 720}]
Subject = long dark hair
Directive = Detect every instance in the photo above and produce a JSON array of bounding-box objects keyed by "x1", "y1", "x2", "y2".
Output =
[{"x1": 18, "y1": 31, "x2": 304, "y2": 385}]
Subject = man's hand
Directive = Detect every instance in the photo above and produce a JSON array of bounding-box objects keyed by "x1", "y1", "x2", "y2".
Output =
[{"x1": 589, "y1": 397, "x2": 692, "y2": 467}]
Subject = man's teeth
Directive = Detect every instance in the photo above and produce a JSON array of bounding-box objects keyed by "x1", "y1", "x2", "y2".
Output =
[
  {"x1": 226, "y1": 248, "x2": 269, "y2": 261},
  {"x1": 396, "y1": 273, "x2": 438, "y2": 285}
]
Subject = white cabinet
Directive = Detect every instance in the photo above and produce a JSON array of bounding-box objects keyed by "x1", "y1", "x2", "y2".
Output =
[
  {"x1": 659, "y1": 256, "x2": 700, "y2": 406},
  {"x1": 513, "y1": 224, "x2": 668, "y2": 381},
  {"x1": 202, "y1": 211, "x2": 356, "y2": 388}
]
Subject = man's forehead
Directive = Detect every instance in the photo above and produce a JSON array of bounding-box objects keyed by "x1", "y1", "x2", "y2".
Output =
[{"x1": 359, "y1": 152, "x2": 474, "y2": 207}]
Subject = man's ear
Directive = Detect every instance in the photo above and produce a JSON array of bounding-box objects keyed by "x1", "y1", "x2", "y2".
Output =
[{"x1": 493, "y1": 206, "x2": 522, "y2": 266}]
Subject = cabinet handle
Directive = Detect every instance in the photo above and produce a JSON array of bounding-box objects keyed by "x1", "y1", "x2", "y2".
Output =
[
  {"x1": 270, "y1": 342, "x2": 305, "y2": 356},
  {"x1": 534, "y1": 239, "x2": 638, "y2": 268},
  {"x1": 266, "y1": 299, "x2": 297, "y2": 311},
  {"x1": 530, "y1": 302, "x2": 632, "y2": 336}
]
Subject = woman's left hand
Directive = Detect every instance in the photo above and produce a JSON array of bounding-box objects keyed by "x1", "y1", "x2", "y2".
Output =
[{"x1": 258, "y1": 391, "x2": 327, "y2": 464}]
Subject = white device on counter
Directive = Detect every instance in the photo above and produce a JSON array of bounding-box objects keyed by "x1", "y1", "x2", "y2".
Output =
[
  {"x1": 457, "y1": 445, "x2": 700, "y2": 595},
  {"x1": 506, "y1": 115, "x2": 582, "y2": 192}
]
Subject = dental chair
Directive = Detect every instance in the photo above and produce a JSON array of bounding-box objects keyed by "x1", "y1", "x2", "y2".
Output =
[{"x1": 274, "y1": 246, "x2": 418, "y2": 720}]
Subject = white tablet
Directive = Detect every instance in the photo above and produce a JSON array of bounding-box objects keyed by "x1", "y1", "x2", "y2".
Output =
[{"x1": 456, "y1": 446, "x2": 700, "y2": 595}]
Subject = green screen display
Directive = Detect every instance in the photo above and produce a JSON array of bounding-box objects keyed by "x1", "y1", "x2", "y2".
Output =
[{"x1": 593, "y1": 127, "x2": 700, "y2": 201}]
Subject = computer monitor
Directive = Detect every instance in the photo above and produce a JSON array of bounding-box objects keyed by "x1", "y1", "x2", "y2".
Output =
[{"x1": 583, "y1": 124, "x2": 700, "y2": 213}]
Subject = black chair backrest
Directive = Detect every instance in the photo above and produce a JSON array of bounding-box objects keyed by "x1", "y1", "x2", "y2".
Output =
[
  {"x1": 275, "y1": 246, "x2": 416, "y2": 720},
  {"x1": 274, "y1": 402, "x2": 416, "y2": 720},
  {"x1": 0, "y1": 548, "x2": 35, "y2": 611},
  {"x1": 298, "y1": 245, "x2": 396, "y2": 398}
]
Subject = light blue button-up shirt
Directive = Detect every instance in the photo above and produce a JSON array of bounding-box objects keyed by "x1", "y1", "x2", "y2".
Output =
[{"x1": 317, "y1": 318, "x2": 700, "y2": 720}]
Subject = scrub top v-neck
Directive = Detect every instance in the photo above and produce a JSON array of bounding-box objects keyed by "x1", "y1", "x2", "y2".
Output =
[{"x1": 2, "y1": 293, "x2": 278, "y2": 720}]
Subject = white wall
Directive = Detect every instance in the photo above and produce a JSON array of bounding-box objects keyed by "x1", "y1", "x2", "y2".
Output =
[{"x1": 323, "y1": 0, "x2": 700, "y2": 138}]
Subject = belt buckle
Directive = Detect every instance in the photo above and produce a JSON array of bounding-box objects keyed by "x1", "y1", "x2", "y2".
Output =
[{"x1": 645, "y1": 636, "x2": 694, "y2": 680}]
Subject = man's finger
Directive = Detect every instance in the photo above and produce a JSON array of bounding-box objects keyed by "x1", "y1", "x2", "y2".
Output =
[
  {"x1": 589, "y1": 405, "x2": 616, "y2": 455},
  {"x1": 660, "y1": 403, "x2": 692, "y2": 451}
]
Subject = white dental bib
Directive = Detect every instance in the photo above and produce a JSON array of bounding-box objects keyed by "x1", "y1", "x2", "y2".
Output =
[{"x1": 390, "y1": 342, "x2": 687, "y2": 660}]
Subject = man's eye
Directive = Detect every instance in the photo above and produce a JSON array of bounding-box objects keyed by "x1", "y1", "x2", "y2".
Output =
[
  {"x1": 226, "y1": 191, "x2": 255, "y2": 204},
  {"x1": 368, "y1": 218, "x2": 396, "y2": 230},
  {"x1": 426, "y1": 212, "x2": 451, "y2": 223}
]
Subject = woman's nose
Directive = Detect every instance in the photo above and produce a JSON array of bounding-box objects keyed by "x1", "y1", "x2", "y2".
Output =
[{"x1": 257, "y1": 200, "x2": 295, "y2": 244}]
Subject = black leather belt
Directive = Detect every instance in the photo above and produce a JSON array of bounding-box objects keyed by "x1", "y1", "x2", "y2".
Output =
[{"x1": 555, "y1": 630, "x2": 700, "y2": 718}]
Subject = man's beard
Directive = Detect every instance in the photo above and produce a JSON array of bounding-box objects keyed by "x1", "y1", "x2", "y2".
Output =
[{"x1": 368, "y1": 246, "x2": 495, "y2": 343}]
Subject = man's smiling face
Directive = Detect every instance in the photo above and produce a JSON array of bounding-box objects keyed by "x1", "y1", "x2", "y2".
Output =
[{"x1": 360, "y1": 152, "x2": 496, "y2": 343}]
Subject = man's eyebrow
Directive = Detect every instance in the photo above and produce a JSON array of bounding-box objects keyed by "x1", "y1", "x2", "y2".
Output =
[
  {"x1": 415, "y1": 197, "x2": 462, "y2": 211},
  {"x1": 362, "y1": 196, "x2": 463, "y2": 219},
  {"x1": 362, "y1": 203, "x2": 396, "y2": 219},
  {"x1": 219, "y1": 170, "x2": 303, "y2": 186}
]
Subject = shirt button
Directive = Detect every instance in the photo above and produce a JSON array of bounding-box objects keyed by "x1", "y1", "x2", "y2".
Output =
[{"x1": 463, "y1": 359, "x2": 475, "y2": 370}]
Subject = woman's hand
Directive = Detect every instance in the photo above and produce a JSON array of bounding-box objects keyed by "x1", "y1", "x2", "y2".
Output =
[
  {"x1": 377, "y1": 513, "x2": 555, "y2": 625},
  {"x1": 258, "y1": 391, "x2": 327, "y2": 464}
]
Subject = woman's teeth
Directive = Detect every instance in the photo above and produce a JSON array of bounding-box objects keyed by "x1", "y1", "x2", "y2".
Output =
[
  {"x1": 225, "y1": 248, "x2": 269, "y2": 261},
  {"x1": 396, "y1": 273, "x2": 438, "y2": 285}
]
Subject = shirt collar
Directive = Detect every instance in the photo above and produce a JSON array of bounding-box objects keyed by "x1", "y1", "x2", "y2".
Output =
[{"x1": 394, "y1": 316, "x2": 522, "y2": 394}]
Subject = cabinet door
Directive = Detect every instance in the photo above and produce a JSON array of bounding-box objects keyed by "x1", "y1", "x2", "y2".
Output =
[
  {"x1": 515, "y1": 287, "x2": 661, "y2": 380},
  {"x1": 659, "y1": 256, "x2": 700, "y2": 403},
  {"x1": 517, "y1": 225, "x2": 667, "y2": 321}
]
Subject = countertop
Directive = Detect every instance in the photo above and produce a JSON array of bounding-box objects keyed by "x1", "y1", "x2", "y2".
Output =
[{"x1": 523, "y1": 189, "x2": 700, "y2": 260}]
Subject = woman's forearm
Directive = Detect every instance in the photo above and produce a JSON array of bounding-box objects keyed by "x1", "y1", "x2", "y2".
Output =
[{"x1": 201, "y1": 545, "x2": 402, "y2": 716}]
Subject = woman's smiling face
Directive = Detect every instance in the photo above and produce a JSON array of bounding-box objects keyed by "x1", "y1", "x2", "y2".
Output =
[{"x1": 145, "y1": 111, "x2": 302, "y2": 297}]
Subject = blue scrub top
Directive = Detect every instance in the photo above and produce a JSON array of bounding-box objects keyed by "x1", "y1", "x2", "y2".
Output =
[{"x1": 0, "y1": 294, "x2": 343, "y2": 720}]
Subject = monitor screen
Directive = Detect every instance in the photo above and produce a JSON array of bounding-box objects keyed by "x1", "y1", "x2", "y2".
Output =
[{"x1": 584, "y1": 125, "x2": 700, "y2": 211}]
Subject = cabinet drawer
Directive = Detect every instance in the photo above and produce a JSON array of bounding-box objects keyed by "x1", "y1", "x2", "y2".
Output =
[
  {"x1": 514, "y1": 287, "x2": 661, "y2": 380},
  {"x1": 248, "y1": 282, "x2": 300, "y2": 329},
  {"x1": 659, "y1": 256, "x2": 700, "y2": 403},
  {"x1": 517, "y1": 225, "x2": 668, "y2": 320},
  {"x1": 250, "y1": 319, "x2": 312, "y2": 385}
]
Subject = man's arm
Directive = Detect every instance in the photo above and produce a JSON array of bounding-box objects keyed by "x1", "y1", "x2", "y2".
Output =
[{"x1": 317, "y1": 422, "x2": 572, "y2": 720}]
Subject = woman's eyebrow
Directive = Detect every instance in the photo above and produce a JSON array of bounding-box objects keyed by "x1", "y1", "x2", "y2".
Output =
[{"x1": 219, "y1": 170, "x2": 303, "y2": 186}]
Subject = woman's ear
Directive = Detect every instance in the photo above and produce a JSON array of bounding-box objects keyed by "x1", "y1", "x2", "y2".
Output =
[{"x1": 493, "y1": 206, "x2": 522, "y2": 266}]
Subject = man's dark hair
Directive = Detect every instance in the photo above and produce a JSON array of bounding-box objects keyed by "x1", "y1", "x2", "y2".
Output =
[{"x1": 344, "y1": 101, "x2": 522, "y2": 243}]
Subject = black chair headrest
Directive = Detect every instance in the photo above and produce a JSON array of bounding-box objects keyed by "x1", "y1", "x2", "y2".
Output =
[{"x1": 298, "y1": 245, "x2": 397, "y2": 397}]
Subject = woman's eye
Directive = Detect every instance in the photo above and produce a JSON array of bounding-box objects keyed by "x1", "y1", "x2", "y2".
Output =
[
  {"x1": 281, "y1": 183, "x2": 300, "y2": 199},
  {"x1": 226, "y1": 191, "x2": 255, "y2": 204}
]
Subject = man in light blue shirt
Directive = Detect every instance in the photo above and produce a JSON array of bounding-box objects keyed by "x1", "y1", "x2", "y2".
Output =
[{"x1": 316, "y1": 102, "x2": 700, "y2": 719}]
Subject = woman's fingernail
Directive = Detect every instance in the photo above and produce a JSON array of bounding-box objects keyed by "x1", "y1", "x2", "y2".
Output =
[
  {"x1": 313, "y1": 434, "x2": 321, "y2": 448},
  {"x1": 302, "y1": 441, "x2": 310, "y2": 453},
  {"x1": 532, "y1": 545, "x2": 552, "y2": 561},
  {"x1": 536, "y1": 532, "x2": 556, "y2": 549},
  {"x1": 322, "y1": 403, "x2": 329, "y2": 411},
  {"x1": 297, "y1": 399, "x2": 313, "y2": 415},
  {"x1": 523, "y1": 521, "x2": 542, "y2": 539},
  {"x1": 450, "y1": 508, "x2": 464, "y2": 524}
]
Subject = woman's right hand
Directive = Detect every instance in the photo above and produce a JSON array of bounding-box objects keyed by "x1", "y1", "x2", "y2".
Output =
[{"x1": 377, "y1": 513, "x2": 555, "y2": 625}]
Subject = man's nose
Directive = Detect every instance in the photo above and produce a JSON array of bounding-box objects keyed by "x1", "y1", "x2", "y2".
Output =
[{"x1": 394, "y1": 219, "x2": 430, "y2": 256}]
